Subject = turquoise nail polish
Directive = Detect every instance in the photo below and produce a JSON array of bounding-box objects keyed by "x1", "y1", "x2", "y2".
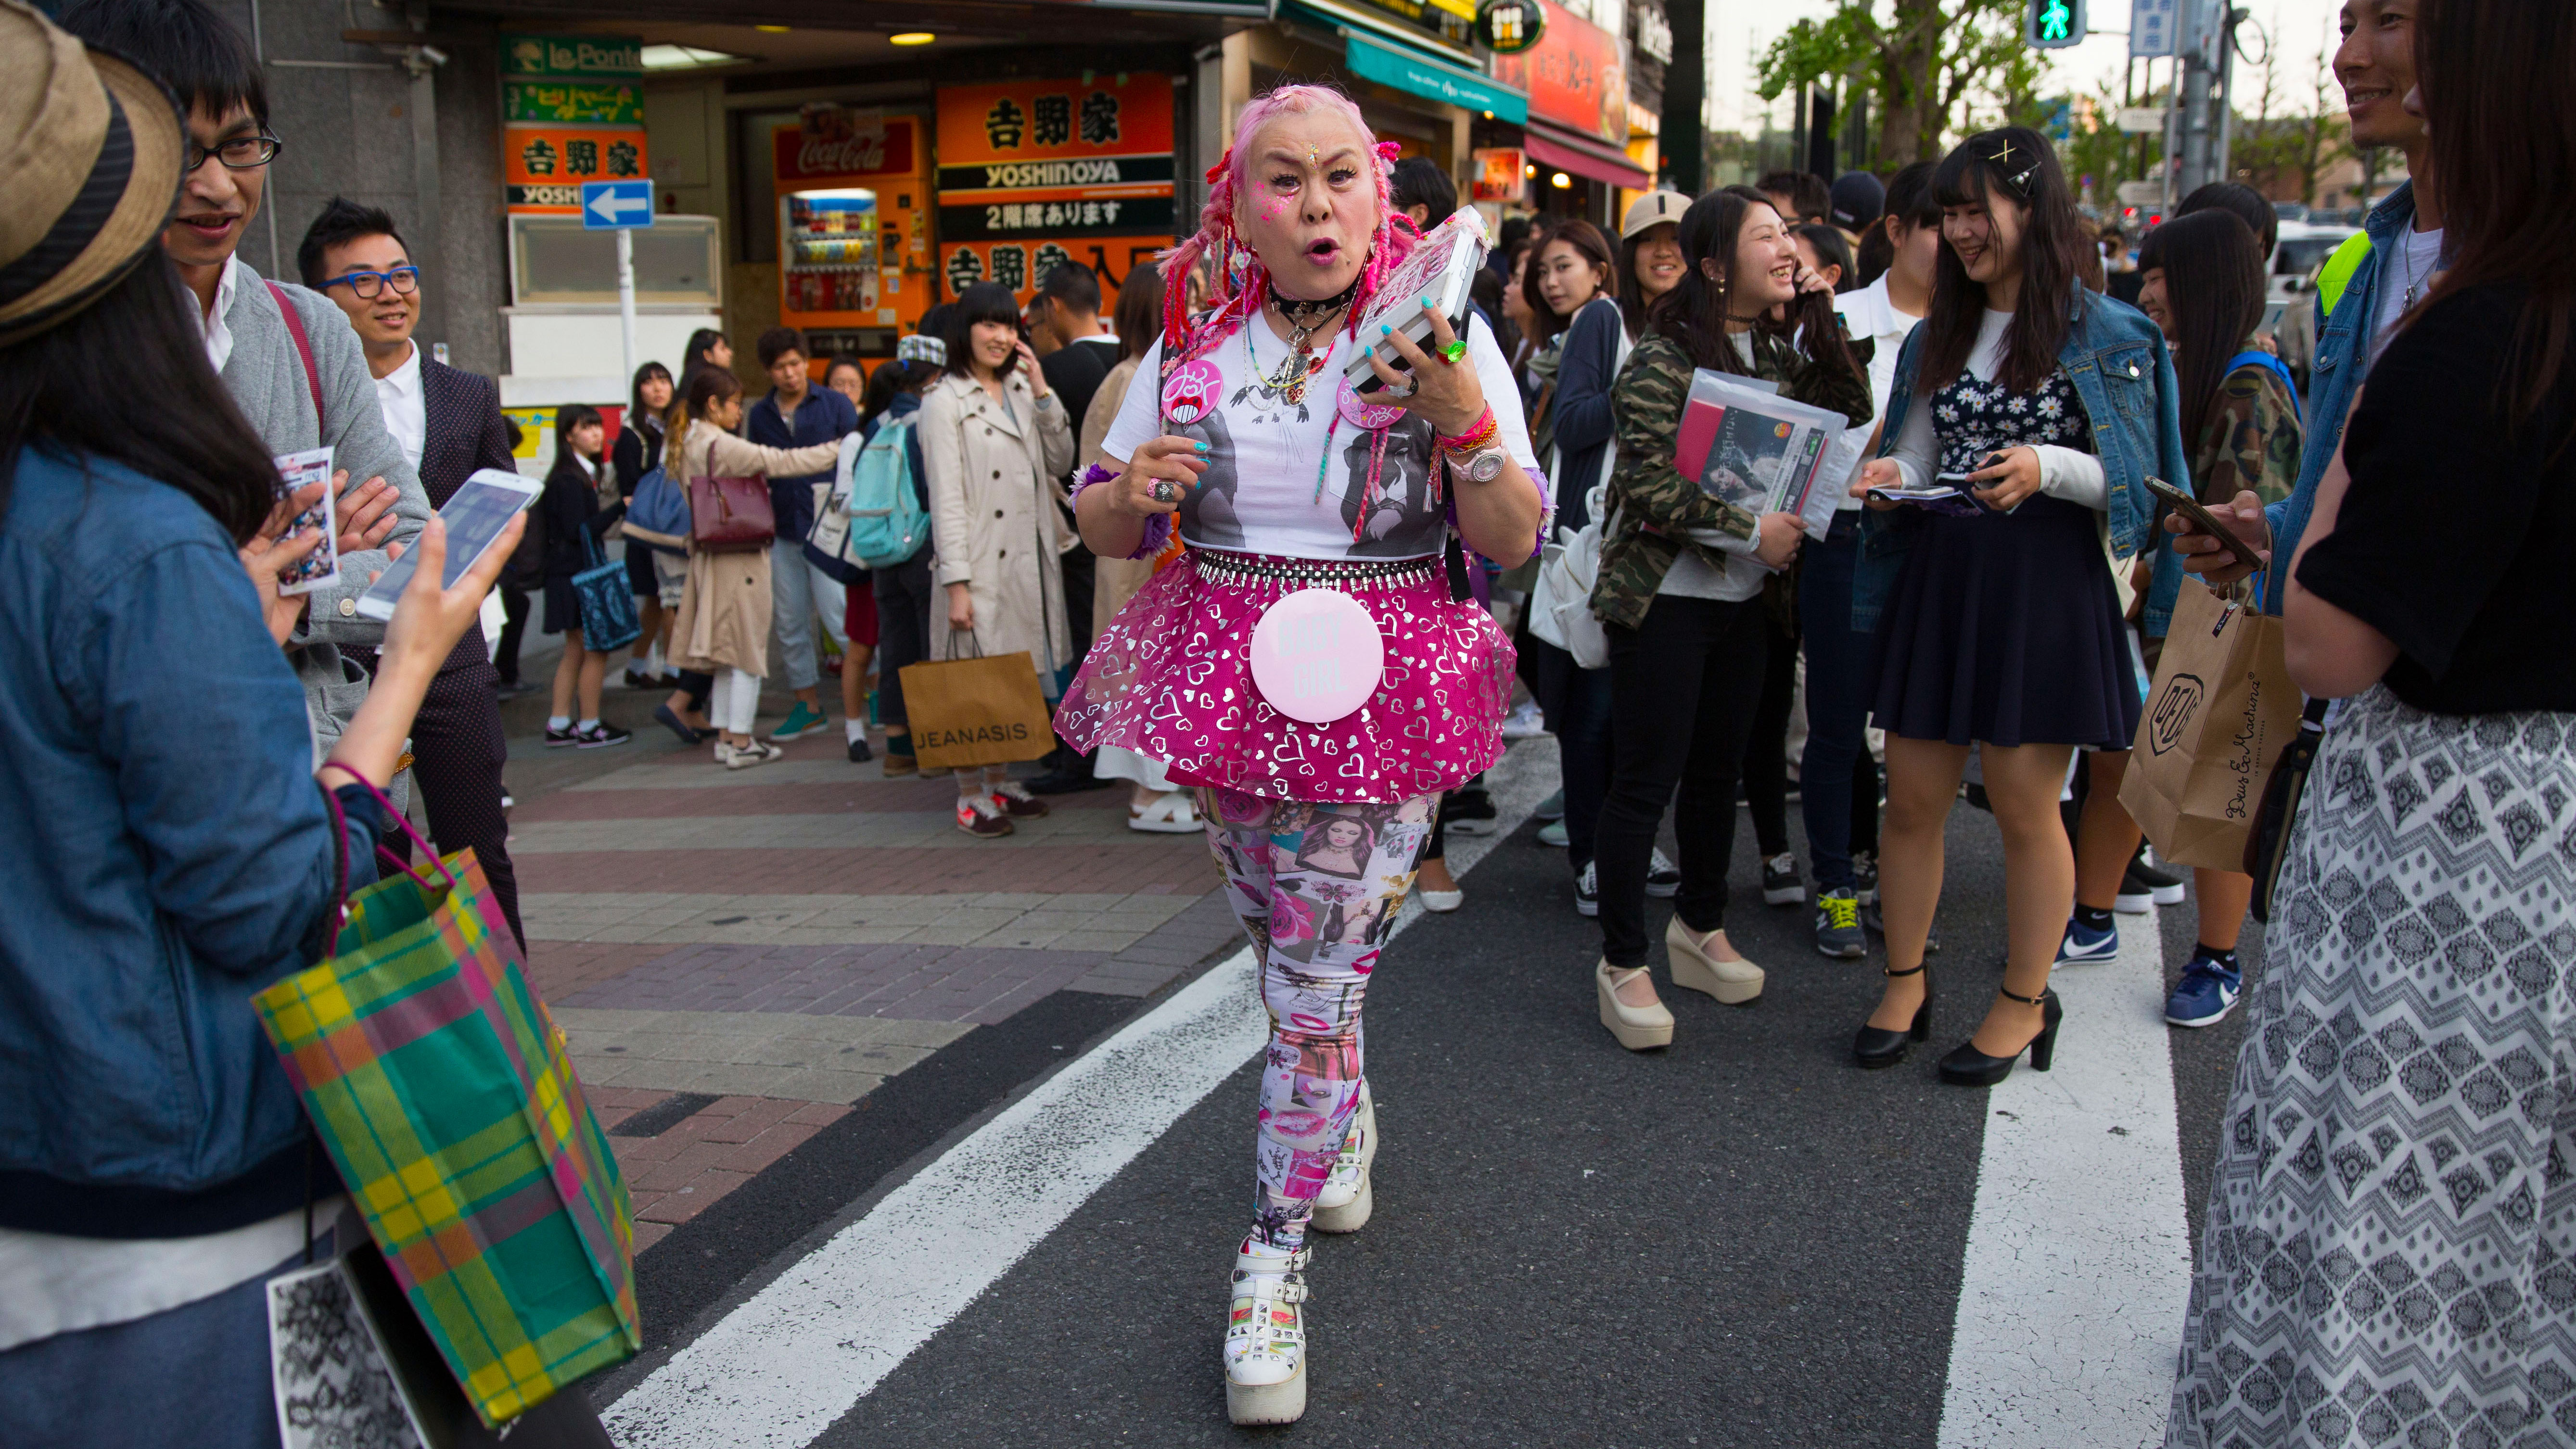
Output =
[
  {"x1": 1194, "y1": 441, "x2": 1209, "y2": 453},
  {"x1": 1379, "y1": 323, "x2": 1391, "y2": 336},
  {"x1": 1419, "y1": 296, "x2": 1432, "y2": 308}
]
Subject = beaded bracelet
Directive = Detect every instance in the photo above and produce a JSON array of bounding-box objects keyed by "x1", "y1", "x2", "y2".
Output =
[{"x1": 1069, "y1": 460, "x2": 1170, "y2": 560}]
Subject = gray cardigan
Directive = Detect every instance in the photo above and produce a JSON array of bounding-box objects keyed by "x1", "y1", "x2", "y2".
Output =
[{"x1": 214, "y1": 262, "x2": 432, "y2": 768}]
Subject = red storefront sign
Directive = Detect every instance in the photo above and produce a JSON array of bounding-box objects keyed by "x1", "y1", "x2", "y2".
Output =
[
  {"x1": 774, "y1": 116, "x2": 920, "y2": 186},
  {"x1": 1488, "y1": 0, "x2": 1628, "y2": 149}
]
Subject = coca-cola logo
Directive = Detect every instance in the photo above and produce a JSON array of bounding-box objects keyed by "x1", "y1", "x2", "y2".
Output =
[{"x1": 778, "y1": 119, "x2": 911, "y2": 180}]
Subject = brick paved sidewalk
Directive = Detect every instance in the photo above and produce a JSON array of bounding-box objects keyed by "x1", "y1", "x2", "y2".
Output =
[{"x1": 501, "y1": 682, "x2": 1242, "y2": 1253}]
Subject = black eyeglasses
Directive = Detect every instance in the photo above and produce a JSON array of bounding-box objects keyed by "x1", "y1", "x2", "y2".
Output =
[
  {"x1": 317, "y1": 266, "x2": 421, "y2": 300},
  {"x1": 184, "y1": 133, "x2": 282, "y2": 172}
]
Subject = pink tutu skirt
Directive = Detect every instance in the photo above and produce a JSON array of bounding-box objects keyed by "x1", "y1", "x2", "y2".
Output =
[{"x1": 1055, "y1": 550, "x2": 1514, "y2": 803}]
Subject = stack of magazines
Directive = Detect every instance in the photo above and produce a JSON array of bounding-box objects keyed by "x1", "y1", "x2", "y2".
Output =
[{"x1": 1672, "y1": 369, "x2": 1865, "y2": 539}]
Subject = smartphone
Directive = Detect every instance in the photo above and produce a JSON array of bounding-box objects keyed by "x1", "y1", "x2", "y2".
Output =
[
  {"x1": 271, "y1": 446, "x2": 341, "y2": 596},
  {"x1": 353, "y1": 469, "x2": 542, "y2": 622},
  {"x1": 1939, "y1": 459, "x2": 2021, "y2": 514},
  {"x1": 2144, "y1": 475, "x2": 2265, "y2": 572}
]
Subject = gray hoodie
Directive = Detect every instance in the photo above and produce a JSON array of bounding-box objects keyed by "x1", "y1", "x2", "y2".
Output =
[{"x1": 207, "y1": 258, "x2": 433, "y2": 782}]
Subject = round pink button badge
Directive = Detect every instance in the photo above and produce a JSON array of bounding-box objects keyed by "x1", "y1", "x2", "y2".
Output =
[{"x1": 1247, "y1": 588, "x2": 1383, "y2": 724}]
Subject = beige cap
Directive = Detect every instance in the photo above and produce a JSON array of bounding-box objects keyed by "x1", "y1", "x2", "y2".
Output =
[
  {"x1": 0, "y1": 0, "x2": 185, "y2": 347},
  {"x1": 1620, "y1": 190, "x2": 1687, "y2": 240}
]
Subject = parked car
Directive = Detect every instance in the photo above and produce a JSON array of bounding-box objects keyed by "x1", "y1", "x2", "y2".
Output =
[{"x1": 2261, "y1": 219, "x2": 2361, "y2": 391}]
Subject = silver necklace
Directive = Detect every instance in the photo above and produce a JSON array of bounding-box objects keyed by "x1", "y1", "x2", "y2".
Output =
[{"x1": 2400, "y1": 228, "x2": 2430, "y2": 309}]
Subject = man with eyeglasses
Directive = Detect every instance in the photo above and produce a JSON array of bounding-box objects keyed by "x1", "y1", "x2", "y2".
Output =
[
  {"x1": 301, "y1": 197, "x2": 527, "y2": 946},
  {"x1": 59, "y1": 0, "x2": 432, "y2": 816}
]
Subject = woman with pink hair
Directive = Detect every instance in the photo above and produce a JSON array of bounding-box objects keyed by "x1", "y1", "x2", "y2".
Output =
[{"x1": 1058, "y1": 85, "x2": 1546, "y2": 1424}]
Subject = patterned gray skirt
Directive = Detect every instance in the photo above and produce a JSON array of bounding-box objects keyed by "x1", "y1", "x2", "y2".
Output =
[{"x1": 2168, "y1": 686, "x2": 2576, "y2": 1449}]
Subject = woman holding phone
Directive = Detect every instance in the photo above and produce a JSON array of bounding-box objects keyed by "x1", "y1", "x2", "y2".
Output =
[
  {"x1": 918, "y1": 280, "x2": 1077, "y2": 838},
  {"x1": 1849, "y1": 128, "x2": 2189, "y2": 1081},
  {"x1": 1585, "y1": 186, "x2": 1873, "y2": 1050},
  {"x1": 667, "y1": 368, "x2": 843, "y2": 769},
  {"x1": 0, "y1": 15, "x2": 535, "y2": 1428}
]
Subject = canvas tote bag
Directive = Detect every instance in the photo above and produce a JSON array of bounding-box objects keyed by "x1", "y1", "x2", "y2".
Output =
[
  {"x1": 899, "y1": 630, "x2": 1057, "y2": 770},
  {"x1": 2118, "y1": 580, "x2": 2306, "y2": 871}
]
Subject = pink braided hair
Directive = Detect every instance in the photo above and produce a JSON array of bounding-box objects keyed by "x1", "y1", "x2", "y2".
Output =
[{"x1": 1157, "y1": 84, "x2": 1422, "y2": 369}]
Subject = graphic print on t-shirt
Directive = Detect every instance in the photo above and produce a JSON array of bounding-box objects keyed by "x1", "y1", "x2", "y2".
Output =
[
  {"x1": 1337, "y1": 413, "x2": 1443, "y2": 556},
  {"x1": 1169, "y1": 407, "x2": 1243, "y2": 548}
]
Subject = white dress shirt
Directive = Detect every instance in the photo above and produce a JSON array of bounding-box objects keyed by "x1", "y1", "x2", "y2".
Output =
[
  {"x1": 1835, "y1": 275, "x2": 1924, "y2": 510},
  {"x1": 192, "y1": 253, "x2": 248, "y2": 375},
  {"x1": 374, "y1": 341, "x2": 425, "y2": 472}
]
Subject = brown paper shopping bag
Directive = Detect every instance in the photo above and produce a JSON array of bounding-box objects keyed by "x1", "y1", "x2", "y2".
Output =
[
  {"x1": 2119, "y1": 582, "x2": 2305, "y2": 871},
  {"x1": 900, "y1": 635, "x2": 1056, "y2": 771}
]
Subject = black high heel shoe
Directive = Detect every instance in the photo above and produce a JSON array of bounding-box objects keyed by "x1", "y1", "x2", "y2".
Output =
[
  {"x1": 1852, "y1": 962, "x2": 1932, "y2": 1069},
  {"x1": 1937, "y1": 984, "x2": 2062, "y2": 1086}
]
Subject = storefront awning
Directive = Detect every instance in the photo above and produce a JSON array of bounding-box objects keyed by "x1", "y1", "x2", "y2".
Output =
[
  {"x1": 1522, "y1": 120, "x2": 1650, "y2": 190},
  {"x1": 1341, "y1": 31, "x2": 1528, "y2": 124}
]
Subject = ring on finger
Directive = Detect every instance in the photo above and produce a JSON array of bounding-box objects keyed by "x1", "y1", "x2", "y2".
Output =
[
  {"x1": 1437, "y1": 339, "x2": 1467, "y2": 365},
  {"x1": 1148, "y1": 479, "x2": 1175, "y2": 504}
]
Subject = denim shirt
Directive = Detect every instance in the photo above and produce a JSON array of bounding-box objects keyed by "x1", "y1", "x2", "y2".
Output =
[
  {"x1": 2259, "y1": 181, "x2": 2417, "y2": 615},
  {"x1": 0, "y1": 447, "x2": 382, "y2": 1236},
  {"x1": 1853, "y1": 281, "x2": 2191, "y2": 635}
]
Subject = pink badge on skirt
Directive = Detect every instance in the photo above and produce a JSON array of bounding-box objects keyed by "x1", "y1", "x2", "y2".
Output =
[
  {"x1": 1055, "y1": 554, "x2": 1514, "y2": 804},
  {"x1": 1248, "y1": 589, "x2": 1383, "y2": 724}
]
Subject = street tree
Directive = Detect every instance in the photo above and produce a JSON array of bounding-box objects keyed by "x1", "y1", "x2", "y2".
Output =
[{"x1": 1756, "y1": 0, "x2": 2041, "y2": 165}]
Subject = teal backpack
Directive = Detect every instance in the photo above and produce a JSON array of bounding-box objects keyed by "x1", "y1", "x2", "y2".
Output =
[{"x1": 837, "y1": 414, "x2": 931, "y2": 570}]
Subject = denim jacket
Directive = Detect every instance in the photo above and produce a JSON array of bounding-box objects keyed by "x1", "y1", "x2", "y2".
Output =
[
  {"x1": 1853, "y1": 281, "x2": 2191, "y2": 635},
  {"x1": 2259, "y1": 182, "x2": 2417, "y2": 615},
  {"x1": 0, "y1": 447, "x2": 382, "y2": 1238}
]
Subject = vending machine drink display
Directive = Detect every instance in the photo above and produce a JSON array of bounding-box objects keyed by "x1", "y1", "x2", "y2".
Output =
[{"x1": 775, "y1": 104, "x2": 930, "y2": 361}]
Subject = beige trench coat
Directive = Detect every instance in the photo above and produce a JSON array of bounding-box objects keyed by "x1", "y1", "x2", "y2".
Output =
[
  {"x1": 1080, "y1": 354, "x2": 1157, "y2": 640},
  {"x1": 918, "y1": 369, "x2": 1076, "y2": 685},
  {"x1": 668, "y1": 419, "x2": 841, "y2": 677}
]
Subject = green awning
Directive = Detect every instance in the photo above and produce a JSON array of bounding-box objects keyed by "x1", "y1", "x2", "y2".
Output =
[{"x1": 1342, "y1": 30, "x2": 1528, "y2": 123}]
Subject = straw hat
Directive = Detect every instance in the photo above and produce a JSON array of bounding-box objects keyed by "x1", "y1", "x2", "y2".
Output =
[{"x1": 0, "y1": 0, "x2": 185, "y2": 347}]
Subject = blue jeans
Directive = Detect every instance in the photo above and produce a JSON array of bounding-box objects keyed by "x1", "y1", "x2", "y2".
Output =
[{"x1": 1799, "y1": 511, "x2": 1882, "y2": 891}]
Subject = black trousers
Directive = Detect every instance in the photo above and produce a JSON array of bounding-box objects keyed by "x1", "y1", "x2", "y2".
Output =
[
  {"x1": 1739, "y1": 605, "x2": 1798, "y2": 858},
  {"x1": 383, "y1": 657, "x2": 524, "y2": 950},
  {"x1": 493, "y1": 584, "x2": 531, "y2": 686},
  {"x1": 873, "y1": 544, "x2": 936, "y2": 733},
  {"x1": 1595, "y1": 594, "x2": 1771, "y2": 967}
]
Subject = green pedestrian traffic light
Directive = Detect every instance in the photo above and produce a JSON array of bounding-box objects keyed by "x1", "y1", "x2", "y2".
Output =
[{"x1": 2028, "y1": 0, "x2": 2087, "y2": 47}]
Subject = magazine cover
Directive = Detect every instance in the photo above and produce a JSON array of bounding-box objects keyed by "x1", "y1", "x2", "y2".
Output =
[{"x1": 1672, "y1": 370, "x2": 1852, "y2": 538}]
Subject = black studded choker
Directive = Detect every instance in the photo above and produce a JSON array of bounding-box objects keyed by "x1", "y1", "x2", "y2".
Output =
[{"x1": 1270, "y1": 276, "x2": 1360, "y2": 327}]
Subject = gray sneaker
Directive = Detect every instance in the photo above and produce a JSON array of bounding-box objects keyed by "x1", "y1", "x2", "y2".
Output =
[{"x1": 1813, "y1": 887, "x2": 1865, "y2": 959}]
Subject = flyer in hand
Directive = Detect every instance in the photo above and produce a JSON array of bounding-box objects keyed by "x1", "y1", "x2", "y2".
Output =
[
  {"x1": 1672, "y1": 370, "x2": 1854, "y2": 539},
  {"x1": 1341, "y1": 208, "x2": 1490, "y2": 392},
  {"x1": 271, "y1": 445, "x2": 341, "y2": 595}
]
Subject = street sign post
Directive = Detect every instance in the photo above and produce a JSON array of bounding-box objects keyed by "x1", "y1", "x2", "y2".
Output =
[
  {"x1": 2027, "y1": 0, "x2": 2086, "y2": 49},
  {"x1": 581, "y1": 179, "x2": 652, "y2": 400},
  {"x1": 2130, "y1": 0, "x2": 2180, "y2": 56}
]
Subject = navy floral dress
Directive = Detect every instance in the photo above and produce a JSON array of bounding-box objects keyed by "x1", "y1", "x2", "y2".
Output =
[{"x1": 1868, "y1": 366, "x2": 2140, "y2": 749}]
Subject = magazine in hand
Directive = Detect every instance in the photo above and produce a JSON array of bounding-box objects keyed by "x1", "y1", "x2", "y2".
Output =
[
  {"x1": 271, "y1": 445, "x2": 341, "y2": 596},
  {"x1": 1672, "y1": 370, "x2": 1853, "y2": 540},
  {"x1": 1341, "y1": 208, "x2": 1489, "y2": 393}
]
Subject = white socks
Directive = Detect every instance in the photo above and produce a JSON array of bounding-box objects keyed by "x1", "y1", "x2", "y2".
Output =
[
  {"x1": 576, "y1": 718, "x2": 599, "y2": 732},
  {"x1": 548, "y1": 715, "x2": 571, "y2": 730},
  {"x1": 846, "y1": 719, "x2": 867, "y2": 745}
]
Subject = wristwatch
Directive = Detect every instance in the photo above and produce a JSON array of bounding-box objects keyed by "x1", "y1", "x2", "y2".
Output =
[{"x1": 1449, "y1": 445, "x2": 1508, "y2": 483}]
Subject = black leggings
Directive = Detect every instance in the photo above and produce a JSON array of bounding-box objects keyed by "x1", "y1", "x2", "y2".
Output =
[
  {"x1": 1595, "y1": 594, "x2": 1772, "y2": 967},
  {"x1": 1739, "y1": 607, "x2": 1798, "y2": 858}
]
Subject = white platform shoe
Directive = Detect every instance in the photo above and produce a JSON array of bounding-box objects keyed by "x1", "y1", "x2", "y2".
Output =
[
  {"x1": 1311, "y1": 1086, "x2": 1376, "y2": 1234},
  {"x1": 1224, "y1": 1238, "x2": 1310, "y2": 1425}
]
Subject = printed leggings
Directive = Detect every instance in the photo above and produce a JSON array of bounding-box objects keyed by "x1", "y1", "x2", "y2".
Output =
[{"x1": 1203, "y1": 786, "x2": 1440, "y2": 1251}]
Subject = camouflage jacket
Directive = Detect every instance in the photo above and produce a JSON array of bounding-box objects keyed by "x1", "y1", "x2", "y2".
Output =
[
  {"x1": 1591, "y1": 327, "x2": 1874, "y2": 631},
  {"x1": 2191, "y1": 350, "x2": 2302, "y2": 508}
]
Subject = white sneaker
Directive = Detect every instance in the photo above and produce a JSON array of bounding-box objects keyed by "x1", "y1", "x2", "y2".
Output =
[
  {"x1": 1312, "y1": 1086, "x2": 1376, "y2": 1234},
  {"x1": 1224, "y1": 1238, "x2": 1310, "y2": 1425},
  {"x1": 1499, "y1": 700, "x2": 1548, "y2": 740}
]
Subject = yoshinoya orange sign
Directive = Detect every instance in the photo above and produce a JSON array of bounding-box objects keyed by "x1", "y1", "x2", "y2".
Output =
[{"x1": 934, "y1": 77, "x2": 1175, "y2": 243}]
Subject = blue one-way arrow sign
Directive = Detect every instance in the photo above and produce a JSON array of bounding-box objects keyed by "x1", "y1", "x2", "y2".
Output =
[{"x1": 581, "y1": 178, "x2": 653, "y2": 230}]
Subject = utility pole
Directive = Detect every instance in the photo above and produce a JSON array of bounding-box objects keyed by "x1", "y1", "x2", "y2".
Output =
[
  {"x1": 1661, "y1": 0, "x2": 1706, "y2": 193},
  {"x1": 2211, "y1": 7, "x2": 2244, "y2": 186}
]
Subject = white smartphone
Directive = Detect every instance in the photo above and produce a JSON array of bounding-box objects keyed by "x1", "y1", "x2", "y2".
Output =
[{"x1": 354, "y1": 469, "x2": 541, "y2": 622}]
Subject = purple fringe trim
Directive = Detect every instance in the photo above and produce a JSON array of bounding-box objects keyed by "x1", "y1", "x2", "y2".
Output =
[{"x1": 1071, "y1": 461, "x2": 1170, "y2": 560}]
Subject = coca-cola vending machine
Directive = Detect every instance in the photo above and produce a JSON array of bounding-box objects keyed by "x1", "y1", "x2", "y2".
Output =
[{"x1": 776, "y1": 104, "x2": 929, "y2": 366}]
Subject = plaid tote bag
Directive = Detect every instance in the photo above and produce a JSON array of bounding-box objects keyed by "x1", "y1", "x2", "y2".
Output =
[{"x1": 253, "y1": 793, "x2": 640, "y2": 1427}]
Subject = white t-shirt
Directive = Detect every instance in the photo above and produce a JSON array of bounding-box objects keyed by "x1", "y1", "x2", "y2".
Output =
[
  {"x1": 1099, "y1": 310, "x2": 1539, "y2": 561},
  {"x1": 1835, "y1": 275, "x2": 1923, "y2": 509},
  {"x1": 2369, "y1": 223, "x2": 2445, "y2": 368}
]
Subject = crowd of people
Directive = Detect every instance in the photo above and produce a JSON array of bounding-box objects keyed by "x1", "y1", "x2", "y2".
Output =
[{"x1": 5, "y1": 0, "x2": 2572, "y2": 1440}]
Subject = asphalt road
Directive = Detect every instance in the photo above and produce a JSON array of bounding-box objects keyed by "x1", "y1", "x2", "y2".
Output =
[{"x1": 588, "y1": 746, "x2": 2257, "y2": 1447}]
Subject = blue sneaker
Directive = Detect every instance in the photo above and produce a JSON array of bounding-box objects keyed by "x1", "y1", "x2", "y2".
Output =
[
  {"x1": 2165, "y1": 957, "x2": 2243, "y2": 1028},
  {"x1": 2054, "y1": 917, "x2": 2119, "y2": 965}
]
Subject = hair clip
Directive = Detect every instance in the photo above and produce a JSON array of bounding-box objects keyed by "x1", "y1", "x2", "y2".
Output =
[{"x1": 1989, "y1": 138, "x2": 2040, "y2": 194}]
